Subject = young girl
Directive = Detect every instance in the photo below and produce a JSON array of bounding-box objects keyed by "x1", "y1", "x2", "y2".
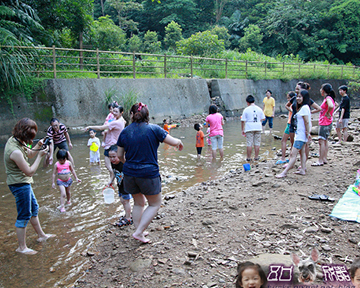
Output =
[
  {"x1": 350, "y1": 258, "x2": 360, "y2": 288},
  {"x1": 52, "y1": 149, "x2": 81, "y2": 212},
  {"x1": 235, "y1": 261, "x2": 267, "y2": 288},
  {"x1": 276, "y1": 90, "x2": 311, "y2": 178},
  {"x1": 276, "y1": 91, "x2": 295, "y2": 165},
  {"x1": 206, "y1": 104, "x2": 225, "y2": 160}
]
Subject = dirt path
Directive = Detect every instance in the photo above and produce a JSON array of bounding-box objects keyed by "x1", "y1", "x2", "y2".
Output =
[{"x1": 74, "y1": 111, "x2": 360, "y2": 288}]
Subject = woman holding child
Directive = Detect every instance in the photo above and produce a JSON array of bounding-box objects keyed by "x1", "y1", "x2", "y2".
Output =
[
  {"x1": 117, "y1": 103, "x2": 183, "y2": 243},
  {"x1": 84, "y1": 105, "x2": 125, "y2": 182}
]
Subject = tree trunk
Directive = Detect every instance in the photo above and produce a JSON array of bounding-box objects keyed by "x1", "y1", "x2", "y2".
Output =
[
  {"x1": 79, "y1": 32, "x2": 83, "y2": 70},
  {"x1": 100, "y1": 0, "x2": 105, "y2": 16}
]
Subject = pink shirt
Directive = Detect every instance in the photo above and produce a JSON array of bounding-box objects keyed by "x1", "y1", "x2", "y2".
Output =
[
  {"x1": 104, "y1": 113, "x2": 115, "y2": 125},
  {"x1": 206, "y1": 113, "x2": 224, "y2": 137},
  {"x1": 319, "y1": 96, "x2": 335, "y2": 126},
  {"x1": 104, "y1": 117, "x2": 125, "y2": 149}
]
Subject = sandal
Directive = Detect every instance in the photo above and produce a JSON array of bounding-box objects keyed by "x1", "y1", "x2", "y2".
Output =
[
  {"x1": 246, "y1": 158, "x2": 252, "y2": 162},
  {"x1": 276, "y1": 159, "x2": 288, "y2": 165},
  {"x1": 115, "y1": 217, "x2": 133, "y2": 227},
  {"x1": 308, "y1": 194, "x2": 335, "y2": 202},
  {"x1": 254, "y1": 157, "x2": 260, "y2": 161}
]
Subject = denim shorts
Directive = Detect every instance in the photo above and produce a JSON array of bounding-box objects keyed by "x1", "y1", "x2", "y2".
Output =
[
  {"x1": 293, "y1": 140, "x2": 306, "y2": 150},
  {"x1": 8, "y1": 183, "x2": 39, "y2": 228},
  {"x1": 117, "y1": 182, "x2": 132, "y2": 200},
  {"x1": 123, "y1": 175, "x2": 161, "y2": 196},
  {"x1": 318, "y1": 124, "x2": 332, "y2": 140},
  {"x1": 262, "y1": 116, "x2": 273, "y2": 128},
  {"x1": 210, "y1": 135, "x2": 224, "y2": 150}
]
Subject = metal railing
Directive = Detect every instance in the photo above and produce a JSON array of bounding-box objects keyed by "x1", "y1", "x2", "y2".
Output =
[{"x1": 2, "y1": 45, "x2": 360, "y2": 80}]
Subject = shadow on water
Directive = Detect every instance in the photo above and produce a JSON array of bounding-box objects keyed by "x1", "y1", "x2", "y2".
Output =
[{"x1": 0, "y1": 118, "x2": 285, "y2": 287}]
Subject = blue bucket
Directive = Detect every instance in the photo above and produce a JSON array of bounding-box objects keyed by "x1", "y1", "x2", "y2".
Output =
[{"x1": 243, "y1": 163, "x2": 251, "y2": 171}]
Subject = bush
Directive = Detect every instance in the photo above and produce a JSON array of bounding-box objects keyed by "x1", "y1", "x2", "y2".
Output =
[{"x1": 176, "y1": 31, "x2": 225, "y2": 57}]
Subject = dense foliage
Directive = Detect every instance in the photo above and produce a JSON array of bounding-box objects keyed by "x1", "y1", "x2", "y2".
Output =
[{"x1": 2, "y1": 0, "x2": 360, "y2": 91}]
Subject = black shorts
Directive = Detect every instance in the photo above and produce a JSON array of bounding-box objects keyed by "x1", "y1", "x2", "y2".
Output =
[
  {"x1": 123, "y1": 175, "x2": 161, "y2": 196},
  {"x1": 196, "y1": 147, "x2": 202, "y2": 155},
  {"x1": 54, "y1": 141, "x2": 69, "y2": 151},
  {"x1": 104, "y1": 148, "x2": 110, "y2": 157}
]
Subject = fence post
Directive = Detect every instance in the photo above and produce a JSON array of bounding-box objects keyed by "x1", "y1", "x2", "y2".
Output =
[
  {"x1": 190, "y1": 55, "x2": 193, "y2": 78},
  {"x1": 283, "y1": 62, "x2": 285, "y2": 74},
  {"x1": 52, "y1": 45, "x2": 56, "y2": 79},
  {"x1": 327, "y1": 64, "x2": 330, "y2": 78},
  {"x1": 133, "y1": 52, "x2": 136, "y2": 79},
  {"x1": 225, "y1": 58, "x2": 228, "y2": 79},
  {"x1": 96, "y1": 48, "x2": 100, "y2": 79},
  {"x1": 245, "y1": 60, "x2": 248, "y2": 78},
  {"x1": 341, "y1": 65, "x2": 344, "y2": 78},
  {"x1": 164, "y1": 54, "x2": 167, "y2": 78},
  {"x1": 264, "y1": 61, "x2": 267, "y2": 78},
  {"x1": 353, "y1": 66, "x2": 356, "y2": 79},
  {"x1": 314, "y1": 64, "x2": 316, "y2": 74},
  {"x1": 298, "y1": 63, "x2": 301, "y2": 78}
]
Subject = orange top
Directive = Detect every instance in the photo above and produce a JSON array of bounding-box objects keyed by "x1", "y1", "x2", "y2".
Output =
[
  {"x1": 287, "y1": 111, "x2": 292, "y2": 124},
  {"x1": 196, "y1": 131, "x2": 204, "y2": 147},
  {"x1": 163, "y1": 124, "x2": 176, "y2": 133}
]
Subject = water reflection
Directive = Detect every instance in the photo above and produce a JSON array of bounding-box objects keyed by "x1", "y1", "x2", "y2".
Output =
[{"x1": 0, "y1": 118, "x2": 285, "y2": 287}]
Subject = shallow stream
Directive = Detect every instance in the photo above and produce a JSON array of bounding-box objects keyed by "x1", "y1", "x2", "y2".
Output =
[{"x1": 0, "y1": 119, "x2": 285, "y2": 287}]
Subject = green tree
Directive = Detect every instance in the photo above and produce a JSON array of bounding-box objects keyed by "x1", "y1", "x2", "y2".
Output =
[
  {"x1": 89, "y1": 16, "x2": 126, "y2": 51},
  {"x1": 0, "y1": 1, "x2": 44, "y2": 90},
  {"x1": 176, "y1": 31, "x2": 225, "y2": 56},
  {"x1": 239, "y1": 24, "x2": 263, "y2": 52},
  {"x1": 27, "y1": 0, "x2": 93, "y2": 48},
  {"x1": 327, "y1": 0, "x2": 360, "y2": 64},
  {"x1": 107, "y1": 0, "x2": 143, "y2": 34},
  {"x1": 127, "y1": 34, "x2": 142, "y2": 52},
  {"x1": 210, "y1": 25, "x2": 231, "y2": 48},
  {"x1": 164, "y1": 21, "x2": 183, "y2": 51},
  {"x1": 136, "y1": 0, "x2": 199, "y2": 38},
  {"x1": 143, "y1": 31, "x2": 161, "y2": 53}
]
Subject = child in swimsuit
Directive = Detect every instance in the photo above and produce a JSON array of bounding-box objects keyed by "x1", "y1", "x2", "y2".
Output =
[{"x1": 52, "y1": 149, "x2": 81, "y2": 212}]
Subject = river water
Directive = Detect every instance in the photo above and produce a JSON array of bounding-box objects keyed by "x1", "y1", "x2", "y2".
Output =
[{"x1": 0, "y1": 119, "x2": 285, "y2": 287}]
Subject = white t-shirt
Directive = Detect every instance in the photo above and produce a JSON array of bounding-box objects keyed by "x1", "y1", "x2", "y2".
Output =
[
  {"x1": 294, "y1": 105, "x2": 311, "y2": 142},
  {"x1": 241, "y1": 104, "x2": 265, "y2": 132}
]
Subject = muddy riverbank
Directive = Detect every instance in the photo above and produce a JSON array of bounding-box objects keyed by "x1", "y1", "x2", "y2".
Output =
[{"x1": 74, "y1": 112, "x2": 360, "y2": 288}]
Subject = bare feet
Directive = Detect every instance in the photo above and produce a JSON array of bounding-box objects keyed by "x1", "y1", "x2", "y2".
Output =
[
  {"x1": 16, "y1": 247, "x2": 37, "y2": 255},
  {"x1": 37, "y1": 234, "x2": 56, "y2": 242},
  {"x1": 294, "y1": 170, "x2": 306, "y2": 175},
  {"x1": 143, "y1": 231, "x2": 149, "y2": 236},
  {"x1": 276, "y1": 172, "x2": 287, "y2": 178},
  {"x1": 132, "y1": 233, "x2": 150, "y2": 243}
]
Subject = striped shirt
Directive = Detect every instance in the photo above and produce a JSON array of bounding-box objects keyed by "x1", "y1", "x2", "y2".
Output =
[{"x1": 47, "y1": 123, "x2": 67, "y2": 144}]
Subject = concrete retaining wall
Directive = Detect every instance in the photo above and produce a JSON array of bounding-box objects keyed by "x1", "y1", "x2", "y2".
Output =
[
  {"x1": 211, "y1": 79, "x2": 348, "y2": 117},
  {"x1": 0, "y1": 78, "x2": 349, "y2": 144}
]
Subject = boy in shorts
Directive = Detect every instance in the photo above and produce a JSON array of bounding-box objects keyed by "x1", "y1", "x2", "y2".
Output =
[
  {"x1": 335, "y1": 85, "x2": 350, "y2": 142},
  {"x1": 241, "y1": 95, "x2": 265, "y2": 161},
  {"x1": 108, "y1": 145, "x2": 133, "y2": 227}
]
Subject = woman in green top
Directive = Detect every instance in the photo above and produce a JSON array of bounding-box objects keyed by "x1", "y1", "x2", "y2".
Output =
[{"x1": 4, "y1": 118, "x2": 55, "y2": 254}]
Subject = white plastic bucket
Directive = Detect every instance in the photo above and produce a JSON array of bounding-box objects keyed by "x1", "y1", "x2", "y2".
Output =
[{"x1": 103, "y1": 187, "x2": 115, "y2": 204}]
